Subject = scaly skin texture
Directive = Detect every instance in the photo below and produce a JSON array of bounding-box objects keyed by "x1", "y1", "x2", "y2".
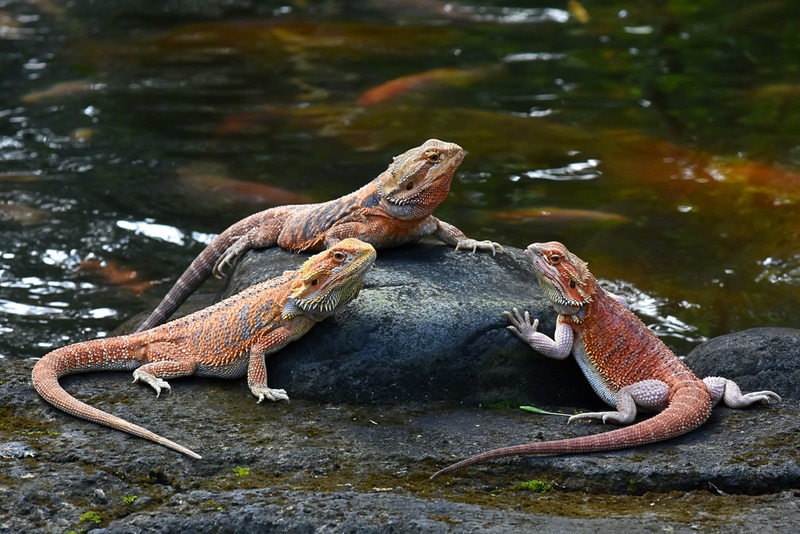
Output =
[
  {"x1": 136, "y1": 139, "x2": 502, "y2": 332},
  {"x1": 32, "y1": 239, "x2": 376, "y2": 459},
  {"x1": 431, "y1": 241, "x2": 780, "y2": 479}
]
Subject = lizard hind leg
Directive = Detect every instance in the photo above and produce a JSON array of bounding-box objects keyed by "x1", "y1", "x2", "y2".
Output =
[
  {"x1": 132, "y1": 343, "x2": 198, "y2": 397},
  {"x1": 703, "y1": 377, "x2": 782, "y2": 408},
  {"x1": 568, "y1": 379, "x2": 670, "y2": 425},
  {"x1": 213, "y1": 218, "x2": 283, "y2": 278}
]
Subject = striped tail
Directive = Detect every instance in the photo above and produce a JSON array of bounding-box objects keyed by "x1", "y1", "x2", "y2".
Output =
[
  {"x1": 430, "y1": 384, "x2": 712, "y2": 479},
  {"x1": 31, "y1": 344, "x2": 202, "y2": 459}
]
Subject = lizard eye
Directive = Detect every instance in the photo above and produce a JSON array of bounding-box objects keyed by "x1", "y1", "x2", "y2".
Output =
[
  {"x1": 569, "y1": 280, "x2": 577, "y2": 289},
  {"x1": 310, "y1": 278, "x2": 319, "y2": 286},
  {"x1": 424, "y1": 150, "x2": 441, "y2": 163},
  {"x1": 550, "y1": 254, "x2": 561, "y2": 264},
  {"x1": 405, "y1": 181, "x2": 414, "y2": 190},
  {"x1": 332, "y1": 251, "x2": 347, "y2": 262}
]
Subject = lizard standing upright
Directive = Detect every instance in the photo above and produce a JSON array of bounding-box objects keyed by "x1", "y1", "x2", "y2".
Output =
[
  {"x1": 136, "y1": 139, "x2": 502, "y2": 332},
  {"x1": 431, "y1": 241, "x2": 780, "y2": 478},
  {"x1": 33, "y1": 239, "x2": 377, "y2": 459}
]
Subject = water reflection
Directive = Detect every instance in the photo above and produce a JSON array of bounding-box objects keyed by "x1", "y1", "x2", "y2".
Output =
[
  {"x1": 445, "y1": 5, "x2": 570, "y2": 24},
  {"x1": 602, "y1": 279, "x2": 706, "y2": 351},
  {"x1": 514, "y1": 159, "x2": 601, "y2": 181},
  {"x1": 757, "y1": 255, "x2": 800, "y2": 285},
  {"x1": 0, "y1": 297, "x2": 64, "y2": 317},
  {"x1": 117, "y1": 220, "x2": 190, "y2": 246}
]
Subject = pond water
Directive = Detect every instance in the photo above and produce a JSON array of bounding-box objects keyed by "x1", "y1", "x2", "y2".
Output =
[{"x1": 2, "y1": 0, "x2": 800, "y2": 361}]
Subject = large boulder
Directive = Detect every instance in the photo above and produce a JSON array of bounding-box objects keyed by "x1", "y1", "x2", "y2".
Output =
[
  {"x1": 217, "y1": 242, "x2": 598, "y2": 407},
  {"x1": 685, "y1": 327, "x2": 800, "y2": 400}
]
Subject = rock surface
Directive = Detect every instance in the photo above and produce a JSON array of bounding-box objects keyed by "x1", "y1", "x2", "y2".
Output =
[
  {"x1": 686, "y1": 327, "x2": 800, "y2": 400},
  {"x1": 3, "y1": 243, "x2": 799, "y2": 532}
]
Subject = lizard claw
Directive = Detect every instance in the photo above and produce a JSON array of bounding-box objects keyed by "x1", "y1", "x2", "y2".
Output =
[
  {"x1": 567, "y1": 411, "x2": 632, "y2": 425},
  {"x1": 455, "y1": 239, "x2": 504, "y2": 256},
  {"x1": 132, "y1": 369, "x2": 171, "y2": 397},
  {"x1": 503, "y1": 308, "x2": 538, "y2": 335},
  {"x1": 212, "y1": 254, "x2": 235, "y2": 279},
  {"x1": 703, "y1": 377, "x2": 782, "y2": 408},
  {"x1": 213, "y1": 239, "x2": 249, "y2": 278},
  {"x1": 738, "y1": 391, "x2": 782, "y2": 405},
  {"x1": 250, "y1": 386, "x2": 290, "y2": 403}
]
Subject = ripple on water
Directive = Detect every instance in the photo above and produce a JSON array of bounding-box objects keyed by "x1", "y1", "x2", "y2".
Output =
[{"x1": 756, "y1": 254, "x2": 800, "y2": 285}]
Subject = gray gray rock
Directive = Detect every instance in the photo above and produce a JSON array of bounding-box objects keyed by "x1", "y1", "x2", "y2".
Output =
[{"x1": 686, "y1": 327, "x2": 800, "y2": 401}]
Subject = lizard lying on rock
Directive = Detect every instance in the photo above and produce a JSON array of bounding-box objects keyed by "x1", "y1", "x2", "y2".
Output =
[
  {"x1": 32, "y1": 239, "x2": 376, "y2": 459},
  {"x1": 136, "y1": 139, "x2": 502, "y2": 331},
  {"x1": 431, "y1": 241, "x2": 780, "y2": 478}
]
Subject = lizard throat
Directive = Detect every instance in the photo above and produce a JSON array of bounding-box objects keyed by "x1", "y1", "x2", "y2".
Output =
[
  {"x1": 383, "y1": 176, "x2": 452, "y2": 218},
  {"x1": 538, "y1": 274, "x2": 588, "y2": 315},
  {"x1": 285, "y1": 254, "x2": 373, "y2": 320}
]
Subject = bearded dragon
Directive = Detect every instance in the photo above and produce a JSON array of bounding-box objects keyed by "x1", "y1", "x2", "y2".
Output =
[
  {"x1": 32, "y1": 238, "x2": 376, "y2": 459},
  {"x1": 136, "y1": 139, "x2": 502, "y2": 332},
  {"x1": 431, "y1": 241, "x2": 780, "y2": 478}
]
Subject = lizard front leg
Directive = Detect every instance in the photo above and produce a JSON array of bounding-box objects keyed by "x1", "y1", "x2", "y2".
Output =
[
  {"x1": 132, "y1": 343, "x2": 198, "y2": 397},
  {"x1": 568, "y1": 379, "x2": 670, "y2": 425},
  {"x1": 503, "y1": 308, "x2": 573, "y2": 360},
  {"x1": 247, "y1": 342, "x2": 288, "y2": 403},
  {"x1": 703, "y1": 377, "x2": 781, "y2": 408},
  {"x1": 433, "y1": 219, "x2": 504, "y2": 256}
]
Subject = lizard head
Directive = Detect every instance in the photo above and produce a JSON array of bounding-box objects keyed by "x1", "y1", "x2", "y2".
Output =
[
  {"x1": 287, "y1": 238, "x2": 376, "y2": 320},
  {"x1": 526, "y1": 241, "x2": 595, "y2": 314},
  {"x1": 377, "y1": 139, "x2": 465, "y2": 220}
]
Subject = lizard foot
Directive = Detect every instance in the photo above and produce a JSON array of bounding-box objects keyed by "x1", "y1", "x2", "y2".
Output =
[
  {"x1": 250, "y1": 386, "x2": 290, "y2": 404},
  {"x1": 568, "y1": 380, "x2": 668, "y2": 425},
  {"x1": 212, "y1": 241, "x2": 248, "y2": 278},
  {"x1": 455, "y1": 239, "x2": 504, "y2": 256},
  {"x1": 132, "y1": 369, "x2": 172, "y2": 397},
  {"x1": 503, "y1": 308, "x2": 541, "y2": 346},
  {"x1": 703, "y1": 377, "x2": 782, "y2": 408},
  {"x1": 567, "y1": 411, "x2": 633, "y2": 425}
]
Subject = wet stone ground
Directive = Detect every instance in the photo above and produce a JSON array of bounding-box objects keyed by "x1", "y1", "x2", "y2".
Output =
[{"x1": 2, "y1": 357, "x2": 799, "y2": 533}]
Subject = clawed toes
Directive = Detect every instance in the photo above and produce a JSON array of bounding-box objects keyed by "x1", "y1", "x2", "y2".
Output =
[
  {"x1": 252, "y1": 387, "x2": 290, "y2": 404},
  {"x1": 749, "y1": 391, "x2": 782, "y2": 404}
]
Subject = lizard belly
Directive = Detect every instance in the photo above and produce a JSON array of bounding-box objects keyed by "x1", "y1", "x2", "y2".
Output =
[
  {"x1": 195, "y1": 356, "x2": 249, "y2": 379},
  {"x1": 572, "y1": 334, "x2": 619, "y2": 407}
]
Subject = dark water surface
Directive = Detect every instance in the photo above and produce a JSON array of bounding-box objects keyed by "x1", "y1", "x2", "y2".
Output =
[{"x1": 2, "y1": 0, "x2": 800, "y2": 361}]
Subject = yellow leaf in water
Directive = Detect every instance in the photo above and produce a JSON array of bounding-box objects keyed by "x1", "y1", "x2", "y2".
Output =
[
  {"x1": 21, "y1": 80, "x2": 106, "y2": 104},
  {"x1": 568, "y1": 0, "x2": 590, "y2": 24},
  {"x1": 492, "y1": 207, "x2": 627, "y2": 225}
]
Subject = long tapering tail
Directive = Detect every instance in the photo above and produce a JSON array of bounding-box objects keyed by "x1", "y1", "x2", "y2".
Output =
[
  {"x1": 430, "y1": 384, "x2": 712, "y2": 479},
  {"x1": 32, "y1": 345, "x2": 202, "y2": 459}
]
